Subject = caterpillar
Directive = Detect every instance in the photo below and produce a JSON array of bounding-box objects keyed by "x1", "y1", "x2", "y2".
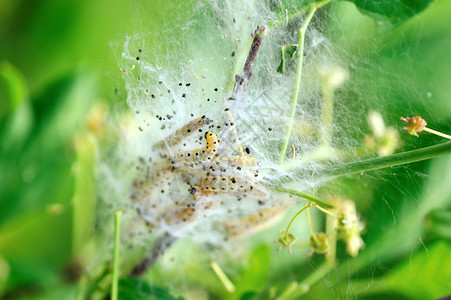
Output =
[
  {"x1": 136, "y1": 198, "x2": 216, "y2": 231},
  {"x1": 131, "y1": 166, "x2": 174, "y2": 204},
  {"x1": 210, "y1": 156, "x2": 259, "y2": 168},
  {"x1": 154, "y1": 116, "x2": 211, "y2": 150},
  {"x1": 223, "y1": 204, "x2": 287, "y2": 237},
  {"x1": 170, "y1": 131, "x2": 220, "y2": 166},
  {"x1": 190, "y1": 175, "x2": 266, "y2": 204}
]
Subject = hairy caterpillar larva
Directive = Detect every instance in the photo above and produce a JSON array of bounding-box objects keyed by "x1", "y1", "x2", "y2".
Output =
[
  {"x1": 210, "y1": 155, "x2": 259, "y2": 168},
  {"x1": 170, "y1": 131, "x2": 220, "y2": 166},
  {"x1": 154, "y1": 116, "x2": 211, "y2": 149},
  {"x1": 224, "y1": 204, "x2": 286, "y2": 237},
  {"x1": 191, "y1": 176, "x2": 266, "y2": 202}
]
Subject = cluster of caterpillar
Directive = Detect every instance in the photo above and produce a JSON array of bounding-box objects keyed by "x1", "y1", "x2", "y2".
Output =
[{"x1": 131, "y1": 116, "x2": 269, "y2": 233}]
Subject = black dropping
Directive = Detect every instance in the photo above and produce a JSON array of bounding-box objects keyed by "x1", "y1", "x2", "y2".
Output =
[
  {"x1": 138, "y1": 49, "x2": 142, "y2": 53},
  {"x1": 268, "y1": 127, "x2": 272, "y2": 131},
  {"x1": 214, "y1": 88, "x2": 218, "y2": 92},
  {"x1": 245, "y1": 147, "x2": 250, "y2": 154},
  {"x1": 189, "y1": 187, "x2": 197, "y2": 195},
  {"x1": 182, "y1": 93, "x2": 186, "y2": 98},
  {"x1": 136, "y1": 56, "x2": 140, "y2": 61},
  {"x1": 231, "y1": 52, "x2": 235, "y2": 57},
  {"x1": 179, "y1": 82, "x2": 183, "y2": 86}
]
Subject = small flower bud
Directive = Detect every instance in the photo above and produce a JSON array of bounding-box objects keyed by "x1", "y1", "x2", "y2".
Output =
[
  {"x1": 400, "y1": 116, "x2": 427, "y2": 137},
  {"x1": 309, "y1": 232, "x2": 329, "y2": 255},
  {"x1": 276, "y1": 230, "x2": 297, "y2": 253}
]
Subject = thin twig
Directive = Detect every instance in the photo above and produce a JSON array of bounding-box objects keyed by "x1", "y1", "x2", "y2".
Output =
[
  {"x1": 130, "y1": 232, "x2": 177, "y2": 277},
  {"x1": 227, "y1": 26, "x2": 266, "y2": 155},
  {"x1": 229, "y1": 26, "x2": 266, "y2": 101}
]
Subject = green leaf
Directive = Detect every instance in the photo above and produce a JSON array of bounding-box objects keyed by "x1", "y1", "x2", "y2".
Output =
[
  {"x1": 118, "y1": 278, "x2": 184, "y2": 300},
  {"x1": 348, "y1": 0, "x2": 435, "y2": 34},
  {"x1": 425, "y1": 209, "x2": 451, "y2": 239},
  {"x1": 385, "y1": 241, "x2": 451, "y2": 299},
  {"x1": 0, "y1": 61, "x2": 28, "y2": 118},
  {"x1": 235, "y1": 244, "x2": 271, "y2": 296},
  {"x1": 277, "y1": 44, "x2": 298, "y2": 74}
]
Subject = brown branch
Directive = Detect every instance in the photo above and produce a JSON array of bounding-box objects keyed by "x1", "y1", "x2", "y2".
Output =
[
  {"x1": 229, "y1": 26, "x2": 266, "y2": 101},
  {"x1": 130, "y1": 232, "x2": 177, "y2": 277}
]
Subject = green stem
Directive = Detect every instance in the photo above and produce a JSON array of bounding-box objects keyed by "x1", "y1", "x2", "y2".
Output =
[
  {"x1": 280, "y1": 141, "x2": 451, "y2": 182},
  {"x1": 314, "y1": 204, "x2": 338, "y2": 217},
  {"x1": 276, "y1": 281, "x2": 299, "y2": 300},
  {"x1": 284, "y1": 204, "x2": 311, "y2": 241},
  {"x1": 111, "y1": 209, "x2": 123, "y2": 300},
  {"x1": 306, "y1": 207, "x2": 319, "y2": 244},
  {"x1": 291, "y1": 263, "x2": 333, "y2": 298},
  {"x1": 423, "y1": 127, "x2": 451, "y2": 140},
  {"x1": 321, "y1": 141, "x2": 451, "y2": 178},
  {"x1": 210, "y1": 261, "x2": 236, "y2": 293},
  {"x1": 270, "y1": 0, "x2": 334, "y2": 30},
  {"x1": 320, "y1": 87, "x2": 334, "y2": 148},
  {"x1": 325, "y1": 211, "x2": 337, "y2": 266},
  {"x1": 277, "y1": 263, "x2": 333, "y2": 300},
  {"x1": 279, "y1": 6, "x2": 317, "y2": 163},
  {"x1": 274, "y1": 186, "x2": 334, "y2": 208}
]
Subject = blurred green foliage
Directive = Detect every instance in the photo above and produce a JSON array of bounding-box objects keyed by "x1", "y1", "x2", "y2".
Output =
[{"x1": 1, "y1": 0, "x2": 451, "y2": 299}]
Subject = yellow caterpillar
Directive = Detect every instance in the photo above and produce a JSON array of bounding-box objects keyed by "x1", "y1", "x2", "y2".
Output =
[
  {"x1": 154, "y1": 116, "x2": 211, "y2": 149},
  {"x1": 170, "y1": 131, "x2": 220, "y2": 166}
]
